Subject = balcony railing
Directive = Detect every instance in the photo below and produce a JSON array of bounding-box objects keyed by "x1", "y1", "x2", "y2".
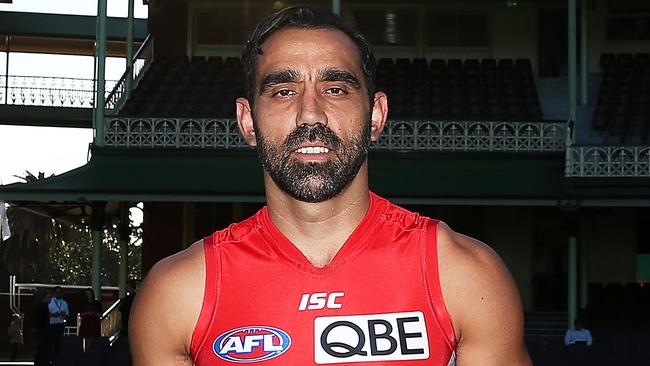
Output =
[
  {"x1": 0, "y1": 75, "x2": 116, "y2": 108},
  {"x1": 105, "y1": 34, "x2": 153, "y2": 112},
  {"x1": 566, "y1": 146, "x2": 650, "y2": 177},
  {"x1": 104, "y1": 117, "x2": 566, "y2": 153}
]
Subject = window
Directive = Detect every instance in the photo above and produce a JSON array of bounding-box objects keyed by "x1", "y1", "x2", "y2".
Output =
[
  {"x1": 607, "y1": 0, "x2": 650, "y2": 41},
  {"x1": 351, "y1": 10, "x2": 418, "y2": 46},
  {"x1": 195, "y1": 9, "x2": 267, "y2": 45},
  {"x1": 425, "y1": 12, "x2": 488, "y2": 47},
  {"x1": 608, "y1": 0, "x2": 650, "y2": 14},
  {"x1": 607, "y1": 17, "x2": 650, "y2": 41}
]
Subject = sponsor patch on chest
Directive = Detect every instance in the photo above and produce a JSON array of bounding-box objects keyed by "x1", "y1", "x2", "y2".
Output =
[
  {"x1": 213, "y1": 326, "x2": 291, "y2": 363},
  {"x1": 314, "y1": 311, "x2": 429, "y2": 364}
]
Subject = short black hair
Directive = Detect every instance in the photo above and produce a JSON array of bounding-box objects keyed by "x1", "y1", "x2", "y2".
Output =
[
  {"x1": 242, "y1": 5, "x2": 376, "y2": 105},
  {"x1": 54, "y1": 286, "x2": 62, "y2": 291}
]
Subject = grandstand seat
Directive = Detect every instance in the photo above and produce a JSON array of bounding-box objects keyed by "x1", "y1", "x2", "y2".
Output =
[
  {"x1": 447, "y1": 59, "x2": 463, "y2": 78},
  {"x1": 600, "y1": 53, "x2": 616, "y2": 71},
  {"x1": 481, "y1": 58, "x2": 498, "y2": 76},
  {"x1": 207, "y1": 55, "x2": 223, "y2": 66},
  {"x1": 411, "y1": 58, "x2": 428, "y2": 77},
  {"x1": 448, "y1": 103, "x2": 465, "y2": 119},
  {"x1": 429, "y1": 59, "x2": 445, "y2": 78},
  {"x1": 635, "y1": 52, "x2": 649, "y2": 65},
  {"x1": 516, "y1": 58, "x2": 533, "y2": 76}
]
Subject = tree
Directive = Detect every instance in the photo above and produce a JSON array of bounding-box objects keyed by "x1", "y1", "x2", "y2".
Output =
[
  {"x1": 1, "y1": 171, "x2": 142, "y2": 286},
  {"x1": 1, "y1": 172, "x2": 63, "y2": 282}
]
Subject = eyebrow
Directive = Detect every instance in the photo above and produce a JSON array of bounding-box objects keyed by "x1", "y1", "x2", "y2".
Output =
[
  {"x1": 259, "y1": 69, "x2": 301, "y2": 94},
  {"x1": 318, "y1": 68, "x2": 361, "y2": 89},
  {"x1": 257, "y1": 67, "x2": 362, "y2": 95}
]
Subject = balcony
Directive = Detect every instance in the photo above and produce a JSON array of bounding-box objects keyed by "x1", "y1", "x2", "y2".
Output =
[{"x1": 103, "y1": 118, "x2": 566, "y2": 153}]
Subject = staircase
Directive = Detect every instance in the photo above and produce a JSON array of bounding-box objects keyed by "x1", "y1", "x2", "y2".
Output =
[{"x1": 525, "y1": 311, "x2": 567, "y2": 342}]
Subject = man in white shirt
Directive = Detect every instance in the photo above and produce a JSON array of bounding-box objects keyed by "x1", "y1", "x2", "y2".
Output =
[{"x1": 48, "y1": 286, "x2": 69, "y2": 362}]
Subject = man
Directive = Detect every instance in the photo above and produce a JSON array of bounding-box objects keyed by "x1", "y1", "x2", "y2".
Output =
[
  {"x1": 33, "y1": 290, "x2": 52, "y2": 366},
  {"x1": 48, "y1": 286, "x2": 69, "y2": 362},
  {"x1": 130, "y1": 6, "x2": 531, "y2": 366}
]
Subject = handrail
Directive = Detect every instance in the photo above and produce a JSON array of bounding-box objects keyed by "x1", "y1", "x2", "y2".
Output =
[
  {"x1": 100, "y1": 298, "x2": 123, "y2": 339},
  {"x1": 105, "y1": 69, "x2": 129, "y2": 109},
  {"x1": 104, "y1": 33, "x2": 153, "y2": 112},
  {"x1": 1, "y1": 74, "x2": 103, "y2": 83},
  {"x1": 102, "y1": 297, "x2": 122, "y2": 318},
  {"x1": 133, "y1": 33, "x2": 152, "y2": 62}
]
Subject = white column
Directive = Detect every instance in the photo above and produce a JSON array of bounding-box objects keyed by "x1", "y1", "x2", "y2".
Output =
[
  {"x1": 568, "y1": 0, "x2": 577, "y2": 144},
  {"x1": 568, "y1": 236, "x2": 578, "y2": 329},
  {"x1": 126, "y1": 0, "x2": 135, "y2": 98},
  {"x1": 580, "y1": 0, "x2": 588, "y2": 106},
  {"x1": 94, "y1": 0, "x2": 108, "y2": 146},
  {"x1": 332, "y1": 0, "x2": 341, "y2": 15}
]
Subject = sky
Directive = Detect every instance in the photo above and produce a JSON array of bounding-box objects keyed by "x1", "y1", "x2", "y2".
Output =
[{"x1": 0, "y1": 0, "x2": 148, "y2": 185}]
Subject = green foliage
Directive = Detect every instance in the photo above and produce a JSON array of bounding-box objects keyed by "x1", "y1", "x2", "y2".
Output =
[{"x1": 1, "y1": 172, "x2": 142, "y2": 285}]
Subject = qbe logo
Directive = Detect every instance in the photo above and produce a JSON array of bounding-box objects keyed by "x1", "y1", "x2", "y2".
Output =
[
  {"x1": 213, "y1": 326, "x2": 291, "y2": 363},
  {"x1": 314, "y1": 311, "x2": 429, "y2": 364}
]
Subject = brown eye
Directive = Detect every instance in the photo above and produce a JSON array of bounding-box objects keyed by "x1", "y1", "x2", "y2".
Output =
[
  {"x1": 274, "y1": 89, "x2": 295, "y2": 97},
  {"x1": 326, "y1": 87, "x2": 345, "y2": 95}
]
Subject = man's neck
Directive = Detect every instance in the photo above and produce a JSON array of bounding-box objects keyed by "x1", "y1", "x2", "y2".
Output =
[{"x1": 265, "y1": 171, "x2": 371, "y2": 268}]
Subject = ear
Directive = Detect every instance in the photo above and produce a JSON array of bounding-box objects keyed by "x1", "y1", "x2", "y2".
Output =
[
  {"x1": 236, "y1": 97, "x2": 257, "y2": 147},
  {"x1": 369, "y1": 91, "x2": 388, "y2": 142}
]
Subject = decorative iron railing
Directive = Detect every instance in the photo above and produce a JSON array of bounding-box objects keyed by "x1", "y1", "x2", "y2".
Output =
[
  {"x1": 374, "y1": 120, "x2": 565, "y2": 152},
  {"x1": 566, "y1": 146, "x2": 650, "y2": 177},
  {"x1": 104, "y1": 118, "x2": 566, "y2": 152},
  {"x1": 0, "y1": 75, "x2": 116, "y2": 108},
  {"x1": 105, "y1": 34, "x2": 153, "y2": 112}
]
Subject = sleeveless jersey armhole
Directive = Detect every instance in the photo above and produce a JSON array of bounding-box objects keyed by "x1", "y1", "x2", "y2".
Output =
[
  {"x1": 190, "y1": 235, "x2": 221, "y2": 360},
  {"x1": 421, "y1": 219, "x2": 457, "y2": 350}
]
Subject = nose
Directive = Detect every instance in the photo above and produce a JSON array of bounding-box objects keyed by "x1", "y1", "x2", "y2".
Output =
[{"x1": 295, "y1": 87, "x2": 327, "y2": 127}]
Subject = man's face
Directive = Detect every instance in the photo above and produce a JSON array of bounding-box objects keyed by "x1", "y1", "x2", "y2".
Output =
[
  {"x1": 244, "y1": 28, "x2": 374, "y2": 202},
  {"x1": 55, "y1": 289, "x2": 62, "y2": 299}
]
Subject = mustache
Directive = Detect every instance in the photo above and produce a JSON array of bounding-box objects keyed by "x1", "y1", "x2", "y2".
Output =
[{"x1": 284, "y1": 123, "x2": 342, "y2": 151}]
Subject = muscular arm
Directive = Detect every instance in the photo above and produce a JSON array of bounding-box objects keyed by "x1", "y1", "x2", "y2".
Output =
[
  {"x1": 437, "y1": 223, "x2": 531, "y2": 366},
  {"x1": 130, "y1": 241, "x2": 205, "y2": 366}
]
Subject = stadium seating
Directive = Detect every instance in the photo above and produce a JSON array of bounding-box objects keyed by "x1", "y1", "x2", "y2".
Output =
[
  {"x1": 119, "y1": 56, "x2": 543, "y2": 121},
  {"x1": 593, "y1": 53, "x2": 650, "y2": 143}
]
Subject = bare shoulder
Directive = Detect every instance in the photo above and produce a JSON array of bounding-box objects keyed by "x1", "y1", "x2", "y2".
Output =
[
  {"x1": 130, "y1": 240, "x2": 206, "y2": 366},
  {"x1": 436, "y1": 222, "x2": 531, "y2": 365}
]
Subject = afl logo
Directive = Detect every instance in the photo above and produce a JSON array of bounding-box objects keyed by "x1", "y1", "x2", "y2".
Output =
[{"x1": 213, "y1": 326, "x2": 292, "y2": 363}]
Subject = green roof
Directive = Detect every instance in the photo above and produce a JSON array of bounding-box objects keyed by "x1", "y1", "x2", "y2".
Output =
[{"x1": 1, "y1": 147, "x2": 649, "y2": 206}]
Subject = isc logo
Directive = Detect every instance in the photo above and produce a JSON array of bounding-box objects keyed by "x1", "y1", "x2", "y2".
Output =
[
  {"x1": 298, "y1": 292, "x2": 344, "y2": 311},
  {"x1": 213, "y1": 326, "x2": 291, "y2": 363},
  {"x1": 314, "y1": 311, "x2": 429, "y2": 364}
]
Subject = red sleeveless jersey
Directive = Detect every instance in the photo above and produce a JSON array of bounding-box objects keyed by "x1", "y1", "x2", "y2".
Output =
[{"x1": 190, "y1": 193, "x2": 457, "y2": 365}]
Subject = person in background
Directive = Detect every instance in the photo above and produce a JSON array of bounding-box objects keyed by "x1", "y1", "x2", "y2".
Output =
[
  {"x1": 7, "y1": 313, "x2": 23, "y2": 362},
  {"x1": 564, "y1": 317, "x2": 592, "y2": 366},
  {"x1": 78, "y1": 288, "x2": 102, "y2": 351},
  {"x1": 564, "y1": 318, "x2": 593, "y2": 347},
  {"x1": 33, "y1": 290, "x2": 52, "y2": 366},
  {"x1": 48, "y1": 286, "x2": 69, "y2": 362}
]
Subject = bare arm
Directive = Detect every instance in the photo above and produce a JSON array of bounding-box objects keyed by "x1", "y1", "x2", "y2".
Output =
[
  {"x1": 130, "y1": 241, "x2": 205, "y2": 366},
  {"x1": 438, "y1": 223, "x2": 531, "y2": 366}
]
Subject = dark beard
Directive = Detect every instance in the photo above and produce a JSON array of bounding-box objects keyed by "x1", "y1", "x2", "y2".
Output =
[{"x1": 254, "y1": 121, "x2": 370, "y2": 203}]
